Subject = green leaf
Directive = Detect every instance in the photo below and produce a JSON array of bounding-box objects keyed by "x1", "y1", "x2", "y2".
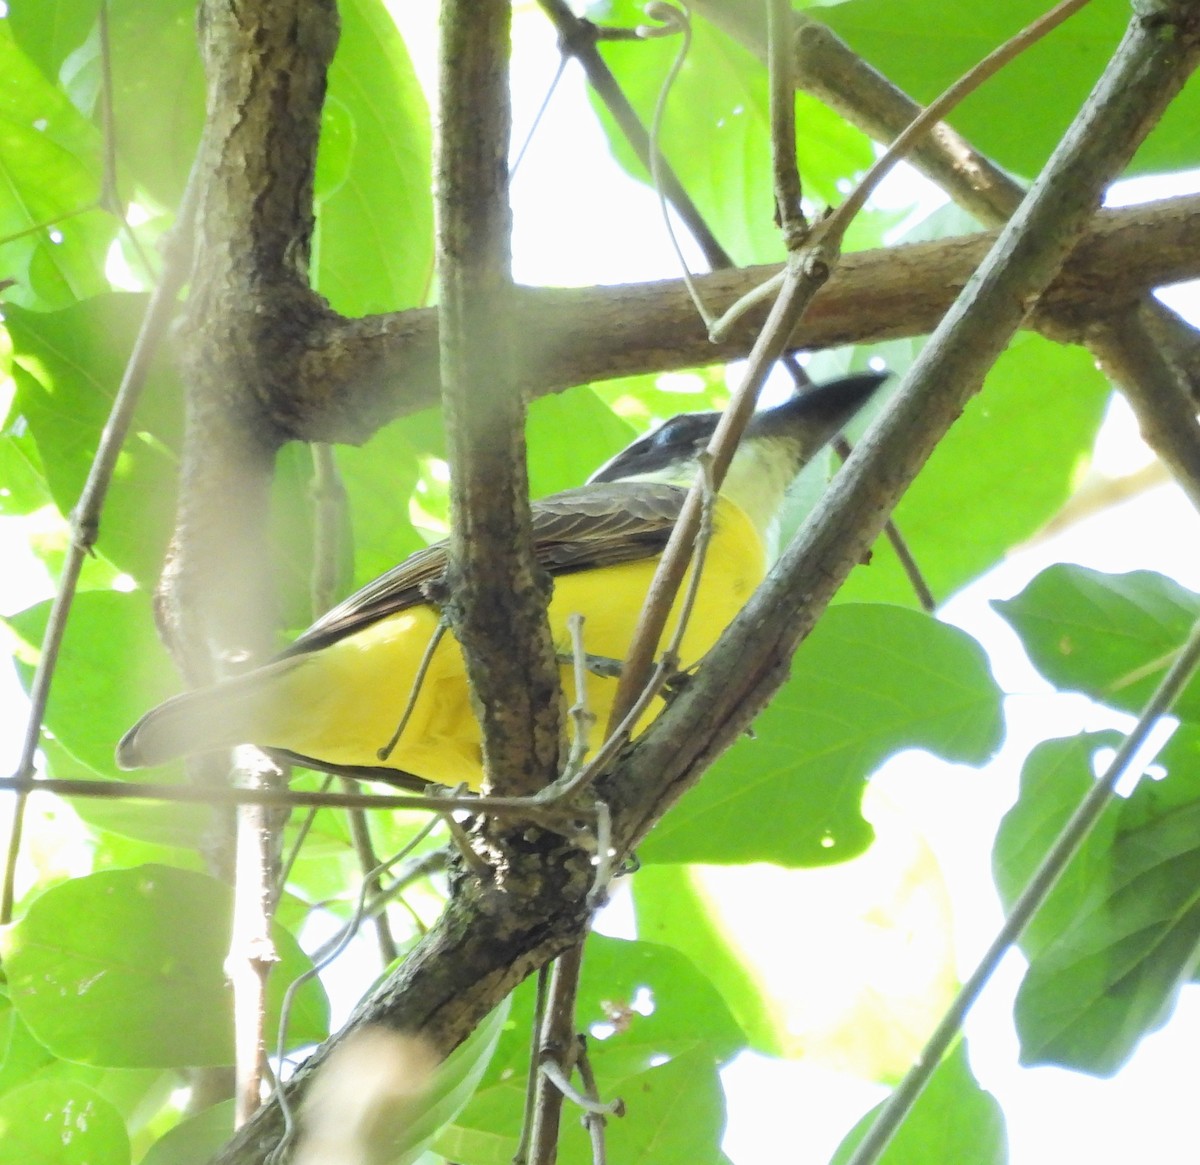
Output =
[
  {"x1": 7, "y1": 591, "x2": 176, "y2": 780},
  {"x1": 590, "y1": 1044, "x2": 726, "y2": 1165},
  {"x1": 104, "y1": 1, "x2": 204, "y2": 207},
  {"x1": 3, "y1": 865, "x2": 329, "y2": 1068},
  {"x1": 594, "y1": 2, "x2": 872, "y2": 265},
  {"x1": 314, "y1": 0, "x2": 435, "y2": 315},
  {"x1": 994, "y1": 731, "x2": 1200, "y2": 1075},
  {"x1": 0, "y1": 1079, "x2": 130, "y2": 1165},
  {"x1": 445, "y1": 934, "x2": 744, "y2": 1164},
  {"x1": 994, "y1": 565, "x2": 1200, "y2": 722},
  {"x1": 634, "y1": 863, "x2": 784, "y2": 1055},
  {"x1": 6, "y1": 0, "x2": 97, "y2": 82},
  {"x1": 821, "y1": 0, "x2": 1200, "y2": 180},
  {"x1": 0, "y1": 992, "x2": 58, "y2": 1098},
  {"x1": 0, "y1": 25, "x2": 114, "y2": 310},
  {"x1": 6, "y1": 295, "x2": 182, "y2": 588},
  {"x1": 141, "y1": 1101, "x2": 235, "y2": 1165},
  {"x1": 830, "y1": 1042, "x2": 1006, "y2": 1164},
  {"x1": 5, "y1": 590, "x2": 220, "y2": 852},
  {"x1": 836, "y1": 334, "x2": 1109, "y2": 606},
  {"x1": 992, "y1": 733, "x2": 1122, "y2": 959},
  {"x1": 642, "y1": 603, "x2": 1002, "y2": 866},
  {"x1": 526, "y1": 388, "x2": 637, "y2": 500}
]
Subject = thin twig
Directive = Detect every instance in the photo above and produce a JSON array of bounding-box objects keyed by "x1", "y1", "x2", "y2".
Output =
[
  {"x1": 562, "y1": 613, "x2": 597, "y2": 779},
  {"x1": 540, "y1": 1057, "x2": 623, "y2": 1117},
  {"x1": 712, "y1": 0, "x2": 1097, "y2": 342},
  {"x1": 818, "y1": 0, "x2": 1097, "y2": 248},
  {"x1": 607, "y1": 253, "x2": 835, "y2": 733},
  {"x1": 577, "y1": 1035, "x2": 623, "y2": 1165},
  {"x1": 271, "y1": 774, "x2": 334, "y2": 912},
  {"x1": 514, "y1": 963, "x2": 553, "y2": 1165},
  {"x1": 767, "y1": 0, "x2": 805, "y2": 246},
  {"x1": 1, "y1": 171, "x2": 198, "y2": 924},
  {"x1": 536, "y1": 0, "x2": 728, "y2": 268},
  {"x1": 309, "y1": 848, "x2": 446, "y2": 966},
  {"x1": 341, "y1": 779, "x2": 399, "y2": 965},
  {"x1": 548, "y1": 450, "x2": 717, "y2": 801},
  {"x1": 377, "y1": 618, "x2": 448, "y2": 762},
  {"x1": 642, "y1": 3, "x2": 713, "y2": 327},
  {"x1": 833, "y1": 436, "x2": 936, "y2": 612},
  {"x1": 846, "y1": 614, "x2": 1200, "y2": 1165},
  {"x1": 513, "y1": 55, "x2": 568, "y2": 178},
  {"x1": 527, "y1": 941, "x2": 586, "y2": 1165}
]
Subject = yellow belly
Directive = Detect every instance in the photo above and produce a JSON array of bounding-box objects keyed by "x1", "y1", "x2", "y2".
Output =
[{"x1": 254, "y1": 497, "x2": 765, "y2": 789}]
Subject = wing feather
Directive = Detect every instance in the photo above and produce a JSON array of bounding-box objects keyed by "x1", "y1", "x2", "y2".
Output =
[{"x1": 285, "y1": 481, "x2": 686, "y2": 655}]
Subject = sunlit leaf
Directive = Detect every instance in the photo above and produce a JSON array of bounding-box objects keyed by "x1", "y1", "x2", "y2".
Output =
[
  {"x1": 6, "y1": 295, "x2": 181, "y2": 588},
  {"x1": 994, "y1": 565, "x2": 1200, "y2": 722},
  {"x1": 0, "y1": 26, "x2": 113, "y2": 309},
  {"x1": 822, "y1": 0, "x2": 1200, "y2": 179},
  {"x1": 643, "y1": 603, "x2": 1002, "y2": 866},
  {"x1": 835, "y1": 334, "x2": 1109, "y2": 606},
  {"x1": 0, "y1": 1079, "x2": 130, "y2": 1165},
  {"x1": 994, "y1": 731, "x2": 1200, "y2": 1075},
  {"x1": 3, "y1": 865, "x2": 328, "y2": 1067},
  {"x1": 830, "y1": 1042, "x2": 1006, "y2": 1164},
  {"x1": 314, "y1": 0, "x2": 435, "y2": 315}
]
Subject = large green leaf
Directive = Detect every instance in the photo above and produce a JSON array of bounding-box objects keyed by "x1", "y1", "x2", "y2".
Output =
[
  {"x1": 835, "y1": 334, "x2": 1109, "y2": 607},
  {"x1": 140, "y1": 1101, "x2": 235, "y2": 1165},
  {"x1": 594, "y1": 1, "x2": 873, "y2": 266},
  {"x1": 994, "y1": 565, "x2": 1200, "y2": 722},
  {"x1": 633, "y1": 863, "x2": 785, "y2": 1055},
  {"x1": 7, "y1": 591, "x2": 175, "y2": 781},
  {"x1": 822, "y1": 0, "x2": 1200, "y2": 180},
  {"x1": 830, "y1": 1042, "x2": 1006, "y2": 1164},
  {"x1": 13, "y1": 0, "x2": 435, "y2": 305},
  {"x1": 526, "y1": 387, "x2": 638, "y2": 499},
  {"x1": 0, "y1": 25, "x2": 114, "y2": 310},
  {"x1": 5, "y1": 0, "x2": 97, "y2": 82},
  {"x1": 313, "y1": 0, "x2": 435, "y2": 315},
  {"x1": 2, "y1": 865, "x2": 329, "y2": 1068},
  {"x1": 0, "y1": 1079, "x2": 130, "y2": 1165},
  {"x1": 641, "y1": 603, "x2": 1003, "y2": 866},
  {"x1": 6, "y1": 295, "x2": 182, "y2": 588},
  {"x1": 994, "y1": 731, "x2": 1200, "y2": 1075},
  {"x1": 442, "y1": 933, "x2": 744, "y2": 1165}
]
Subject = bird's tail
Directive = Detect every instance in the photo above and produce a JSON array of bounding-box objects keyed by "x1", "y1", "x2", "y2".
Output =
[{"x1": 116, "y1": 672, "x2": 275, "y2": 769}]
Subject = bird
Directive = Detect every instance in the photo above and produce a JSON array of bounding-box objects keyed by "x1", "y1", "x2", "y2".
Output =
[{"x1": 116, "y1": 371, "x2": 885, "y2": 791}]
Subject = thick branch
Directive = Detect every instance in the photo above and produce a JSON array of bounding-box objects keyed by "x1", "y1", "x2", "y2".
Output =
[
  {"x1": 165, "y1": 0, "x2": 338, "y2": 677},
  {"x1": 437, "y1": 0, "x2": 562, "y2": 798},
  {"x1": 299, "y1": 192, "x2": 1200, "y2": 444}
]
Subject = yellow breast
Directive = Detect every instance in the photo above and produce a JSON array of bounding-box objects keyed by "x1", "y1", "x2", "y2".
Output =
[{"x1": 252, "y1": 497, "x2": 766, "y2": 789}]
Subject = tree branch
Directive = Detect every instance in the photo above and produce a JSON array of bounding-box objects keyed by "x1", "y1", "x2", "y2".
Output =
[
  {"x1": 786, "y1": 11, "x2": 1200, "y2": 517},
  {"x1": 437, "y1": 0, "x2": 562, "y2": 798},
  {"x1": 295, "y1": 191, "x2": 1200, "y2": 444},
  {"x1": 163, "y1": 0, "x2": 340, "y2": 1128}
]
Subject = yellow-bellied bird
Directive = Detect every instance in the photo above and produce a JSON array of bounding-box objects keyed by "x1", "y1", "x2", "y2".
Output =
[{"x1": 117, "y1": 372, "x2": 885, "y2": 790}]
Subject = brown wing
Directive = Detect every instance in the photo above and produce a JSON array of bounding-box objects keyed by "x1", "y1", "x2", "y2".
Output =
[{"x1": 284, "y1": 481, "x2": 687, "y2": 655}]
